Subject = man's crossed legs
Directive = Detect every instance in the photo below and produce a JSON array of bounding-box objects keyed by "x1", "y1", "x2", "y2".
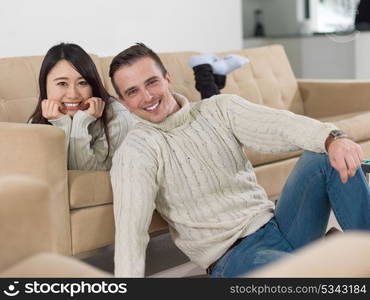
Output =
[{"x1": 210, "y1": 151, "x2": 370, "y2": 277}]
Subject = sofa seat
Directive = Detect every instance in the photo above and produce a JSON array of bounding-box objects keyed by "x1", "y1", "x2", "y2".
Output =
[
  {"x1": 245, "y1": 148, "x2": 303, "y2": 167},
  {"x1": 69, "y1": 170, "x2": 112, "y2": 209},
  {"x1": 245, "y1": 109, "x2": 370, "y2": 167},
  {"x1": 68, "y1": 170, "x2": 168, "y2": 255},
  {"x1": 318, "y1": 110, "x2": 370, "y2": 143}
]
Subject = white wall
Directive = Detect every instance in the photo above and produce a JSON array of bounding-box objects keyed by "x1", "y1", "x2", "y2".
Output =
[
  {"x1": 0, "y1": 0, "x2": 242, "y2": 58},
  {"x1": 300, "y1": 35, "x2": 355, "y2": 79},
  {"x1": 355, "y1": 32, "x2": 370, "y2": 79},
  {"x1": 243, "y1": 0, "x2": 359, "y2": 37},
  {"x1": 244, "y1": 34, "x2": 357, "y2": 79},
  {"x1": 242, "y1": 0, "x2": 362, "y2": 79}
]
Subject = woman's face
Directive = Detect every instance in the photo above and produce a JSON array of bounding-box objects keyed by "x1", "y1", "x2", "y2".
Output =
[{"x1": 46, "y1": 59, "x2": 93, "y2": 116}]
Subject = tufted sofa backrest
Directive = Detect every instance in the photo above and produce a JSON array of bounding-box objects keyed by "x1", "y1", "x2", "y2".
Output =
[
  {"x1": 218, "y1": 45, "x2": 304, "y2": 114},
  {"x1": 101, "y1": 45, "x2": 304, "y2": 114},
  {"x1": 0, "y1": 56, "x2": 43, "y2": 123},
  {"x1": 0, "y1": 44, "x2": 303, "y2": 123}
]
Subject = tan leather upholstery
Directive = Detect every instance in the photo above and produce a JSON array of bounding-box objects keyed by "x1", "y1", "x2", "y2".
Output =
[
  {"x1": 319, "y1": 111, "x2": 370, "y2": 143},
  {"x1": 0, "y1": 56, "x2": 42, "y2": 122},
  {"x1": 2, "y1": 44, "x2": 370, "y2": 272},
  {"x1": 255, "y1": 156, "x2": 300, "y2": 200},
  {"x1": 0, "y1": 176, "x2": 54, "y2": 271},
  {"x1": 299, "y1": 79, "x2": 370, "y2": 118},
  {"x1": 69, "y1": 170, "x2": 113, "y2": 209},
  {"x1": 0, "y1": 123, "x2": 71, "y2": 262},
  {"x1": 219, "y1": 47, "x2": 305, "y2": 114}
]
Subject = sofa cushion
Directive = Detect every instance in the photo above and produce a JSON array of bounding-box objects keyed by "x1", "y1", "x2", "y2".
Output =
[
  {"x1": 0, "y1": 97, "x2": 38, "y2": 123},
  {"x1": 0, "y1": 57, "x2": 41, "y2": 100},
  {"x1": 0, "y1": 56, "x2": 43, "y2": 123},
  {"x1": 255, "y1": 156, "x2": 300, "y2": 200},
  {"x1": 247, "y1": 110, "x2": 370, "y2": 167},
  {"x1": 70, "y1": 203, "x2": 168, "y2": 255},
  {"x1": 245, "y1": 110, "x2": 370, "y2": 167},
  {"x1": 245, "y1": 148, "x2": 303, "y2": 167},
  {"x1": 0, "y1": 176, "x2": 54, "y2": 271},
  {"x1": 318, "y1": 111, "x2": 370, "y2": 143},
  {"x1": 70, "y1": 204, "x2": 115, "y2": 254},
  {"x1": 216, "y1": 45, "x2": 304, "y2": 114},
  {"x1": 68, "y1": 170, "x2": 112, "y2": 209}
]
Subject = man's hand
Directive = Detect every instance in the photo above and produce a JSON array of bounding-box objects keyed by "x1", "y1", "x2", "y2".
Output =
[
  {"x1": 41, "y1": 99, "x2": 66, "y2": 120},
  {"x1": 327, "y1": 138, "x2": 364, "y2": 184},
  {"x1": 83, "y1": 97, "x2": 105, "y2": 118}
]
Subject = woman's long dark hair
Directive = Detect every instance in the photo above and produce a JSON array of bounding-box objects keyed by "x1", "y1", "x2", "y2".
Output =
[{"x1": 29, "y1": 43, "x2": 112, "y2": 160}]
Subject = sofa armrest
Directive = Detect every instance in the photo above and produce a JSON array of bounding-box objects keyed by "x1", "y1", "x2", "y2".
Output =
[
  {"x1": 298, "y1": 79, "x2": 370, "y2": 118},
  {"x1": 0, "y1": 176, "x2": 57, "y2": 271},
  {"x1": 0, "y1": 123, "x2": 71, "y2": 256}
]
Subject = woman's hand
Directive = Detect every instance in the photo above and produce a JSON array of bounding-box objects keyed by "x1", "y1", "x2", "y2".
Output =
[
  {"x1": 41, "y1": 99, "x2": 66, "y2": 120},
  {"x1": 83, "y1": 97, "x2": 105, "y2": 118}
]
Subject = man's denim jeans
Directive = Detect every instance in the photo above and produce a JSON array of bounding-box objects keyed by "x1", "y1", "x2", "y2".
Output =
[{"x1": 210, "y1": 151, "x2": 370, "y2": 277}]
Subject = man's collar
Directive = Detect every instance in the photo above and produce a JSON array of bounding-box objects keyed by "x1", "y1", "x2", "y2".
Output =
[{"x1": 132, "y1": 93, "x2": 190, "y2": 131}]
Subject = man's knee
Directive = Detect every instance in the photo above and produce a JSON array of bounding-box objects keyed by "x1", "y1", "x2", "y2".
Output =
[{"x1": 300, "y1": 151, "x2": 329, "y2": 167}]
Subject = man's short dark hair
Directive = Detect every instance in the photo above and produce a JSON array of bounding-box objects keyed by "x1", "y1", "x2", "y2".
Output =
[{"x1": 109, "y1": 43, "x2": 168, "y2": 97}]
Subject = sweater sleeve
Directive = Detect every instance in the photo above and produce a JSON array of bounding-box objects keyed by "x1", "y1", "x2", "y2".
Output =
[
  {"x1": 110, "y1": 131, "x2": 159, "y2": 277},
  {"x1": 48, "y1": 115, "x2": 72, "y2": 156},
  {"x1": 68, "y1": 102, "x2": 134, "y2": 171},
  {"x1": 220, "y1": 95, "x2": 337, "y2": 154}
]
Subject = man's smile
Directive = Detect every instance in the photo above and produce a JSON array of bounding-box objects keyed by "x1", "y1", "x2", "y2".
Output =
[{"x1": 143, "y1": 99, "x2": 161, "y2": 112}]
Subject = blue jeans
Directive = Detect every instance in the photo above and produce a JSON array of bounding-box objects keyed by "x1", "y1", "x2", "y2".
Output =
[{"x1": 210, "y1": 151, "x2": 370, "y2": 277}]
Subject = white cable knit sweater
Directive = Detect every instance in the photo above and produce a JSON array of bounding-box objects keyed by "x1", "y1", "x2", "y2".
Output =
[
  {"x1": 110, "y1": 93, "x2": 337, "y2": 277},
  {"x1": 49, "y1": 98, "x2": 134, "y2": 170}
]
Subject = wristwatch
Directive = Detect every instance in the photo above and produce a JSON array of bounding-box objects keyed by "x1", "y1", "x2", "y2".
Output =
[
  {"x1": 329, "y1": 129, "x2": 347, "y2": 140},
  {"x1": 325, "y1": 129, "x2": 347, "y2": 151}
]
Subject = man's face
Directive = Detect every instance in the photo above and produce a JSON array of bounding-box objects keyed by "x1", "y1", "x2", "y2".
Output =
[{"x1": 113, "y1": 57, "x2": 179, "y2": 123}]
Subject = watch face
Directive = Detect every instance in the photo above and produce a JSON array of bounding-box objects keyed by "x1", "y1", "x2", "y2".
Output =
[{"x1": 331, "y1": 129, "x2": 346, "y2": 138}]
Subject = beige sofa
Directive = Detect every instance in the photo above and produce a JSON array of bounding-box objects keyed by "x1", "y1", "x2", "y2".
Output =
[{"x1": 2, "y1": 44, "x2": 370, "y2": 272}]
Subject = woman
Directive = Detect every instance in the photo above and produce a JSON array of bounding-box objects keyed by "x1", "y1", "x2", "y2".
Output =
[{"x1": 29, "y1": 43, "x2": 134, "y2": 171}]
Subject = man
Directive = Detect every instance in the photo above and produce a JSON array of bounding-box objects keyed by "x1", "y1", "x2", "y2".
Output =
[{"x1": 109, "y1": 43, "x2": 370, "y2": 278}]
